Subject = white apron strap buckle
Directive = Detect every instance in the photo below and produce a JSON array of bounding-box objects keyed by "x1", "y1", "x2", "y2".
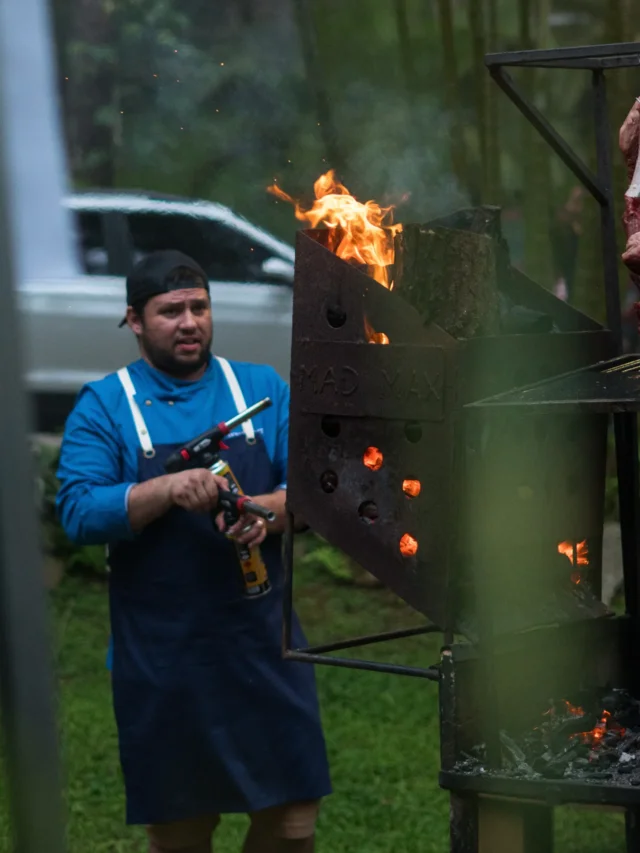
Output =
[
  {"x1": 215, "y1": 356, "x2": 256, "y2": 444},
  {"x1": 117, "y1": 367, "x2": 156, "y2": 458}
]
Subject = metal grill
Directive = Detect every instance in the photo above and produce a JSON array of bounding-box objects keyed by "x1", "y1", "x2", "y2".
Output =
[
  {"x1": 282, "y1": 39, "x2": 640, "y2": 853},
  {"x1": 286, "y1": 229, "x2": 612, "y2": 640}
]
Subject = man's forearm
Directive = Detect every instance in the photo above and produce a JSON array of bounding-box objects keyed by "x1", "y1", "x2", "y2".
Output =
[{"x1": 127, "y1": 475, "x2": 174, "y2": 533}]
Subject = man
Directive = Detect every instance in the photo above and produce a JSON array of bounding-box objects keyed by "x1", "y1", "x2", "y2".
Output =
[{"x1": 56, "y1": 249, "x2": 332, "y2": 853}]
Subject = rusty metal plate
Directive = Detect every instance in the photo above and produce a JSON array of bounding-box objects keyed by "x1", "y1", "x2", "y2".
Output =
[{"x1": 291, "y1": 341, "x2": 446, "y2": 421}]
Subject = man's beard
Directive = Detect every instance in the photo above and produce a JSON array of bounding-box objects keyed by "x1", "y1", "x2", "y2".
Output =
[{"x1": 141, "y1": 330, "x2": 213, "y2": 378}]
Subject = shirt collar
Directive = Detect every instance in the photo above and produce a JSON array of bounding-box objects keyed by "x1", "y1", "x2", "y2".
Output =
[{"x1": 131, "y1": 354, "x2": 218, "y2": 401}]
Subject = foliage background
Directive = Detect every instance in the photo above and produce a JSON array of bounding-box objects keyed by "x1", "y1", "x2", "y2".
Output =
[{"x1": 51, "y1": 0, "x2": 640, "y2": 326}]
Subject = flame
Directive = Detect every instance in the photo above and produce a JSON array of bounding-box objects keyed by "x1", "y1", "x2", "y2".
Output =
[
  {"x1": 363, "y1": 447, "x2": 383, "y2": 471},
  {"x1": 400, "y1": 534, "x2": 418, "y2": 557},
  {"x1": 267, "y1": 170, "x2": 402, "y2": 288},
  {"x1": 558, "y1": 540, "x2": 589, "y2": 566},
  {"x1": 402, "y1": 479, "x2": 421, "y2": 498},
  {"x1": 564, "y1": 700, "x2": 585, "y2": 717},
  {"x1": 364, "y1": 316, "x2": 389, "y2": 344},
  {"x1": 558, "y1": 540, "x2": 589, "y2": 585}
]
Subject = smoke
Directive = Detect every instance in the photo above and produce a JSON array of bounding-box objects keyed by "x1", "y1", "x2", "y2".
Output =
[
  {"x1": 335, "y1": 78, "x2": 470, "y2": 225},
  {"x1": 62, "y1": 2, "x2": 471, "y2": 242}
]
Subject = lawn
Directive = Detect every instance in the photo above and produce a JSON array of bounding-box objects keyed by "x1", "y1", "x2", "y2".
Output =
[{"x1": 0, "y1": 554, "x2": 628, "y2": 852}]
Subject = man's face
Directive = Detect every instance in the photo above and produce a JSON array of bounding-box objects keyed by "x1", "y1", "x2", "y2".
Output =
[{"x1": 127, "y1": 288, "x2": 213, "y2": 378}]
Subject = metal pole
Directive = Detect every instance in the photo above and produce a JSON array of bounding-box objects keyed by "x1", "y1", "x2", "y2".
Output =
[
  {"x1": 591, "y1": 70, "x2": 640, "y2": 627},
  {"x1": 592, "y1": 69, "x2": 623, "y2": 348},
  {"x1": 0, "y1": 4, "x2": 67, "y2": 852}
]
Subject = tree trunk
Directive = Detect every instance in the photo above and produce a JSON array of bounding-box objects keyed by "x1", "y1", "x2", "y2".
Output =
[
  {"x1": 520, "y1": 0, "x2": 554, "y2": 289},
  {"x1": 394, "y1": 0, "x2": 416, "y2": 94},
  {"x1": 485, "y1": 0, "x2": 502, "y2": 204},
  {"x1": 393, "y1": 222, "x2": 500, "y2": 339},
  {"x1": 468, "y1": 0, "x2": 488, "y2": 200},
  {"x1": 292, "y1": 0, "x2": 348, "y2": 179},
  {"x1": 436, "y1": 0, "x2": 472, "y2": 200},
  {"x1": 64, "y1": 0, "x2": 116, "y2": 187}
]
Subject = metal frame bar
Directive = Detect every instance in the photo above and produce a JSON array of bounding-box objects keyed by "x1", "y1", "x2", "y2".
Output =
[
  {"x1": 488, "y1": 67, "x2": 606, "y2": 206},
  {"x1": 485, "y1": 41, "x2": 640, "y2": 68},
  {"x1": 487, "y1": 45, "x2": 640, "y2": 631},
  {"x1": 0, "y1": 24, "x2": 67, "y2": 853},
  {"x1": 281, "y1": 511, "x2": 440, "y2": 681}
]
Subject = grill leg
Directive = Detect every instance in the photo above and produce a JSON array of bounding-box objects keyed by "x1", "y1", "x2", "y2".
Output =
[
  {"x1": 626, "y1": 808, "x2": 640, "y2": 852},
  {"x1": 477, "y1": 799, "x2": 553, "y2": 853},
  {"x1": 450, "y1": 794, "x2": 478, "y2": 853}
]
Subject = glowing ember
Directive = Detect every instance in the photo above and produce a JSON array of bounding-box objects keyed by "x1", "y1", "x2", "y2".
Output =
[
  {"x1": 267, "y1": 170, "x2": 403, "y2": 288},
  {"x1": 400, "y1": 534, "x2": 418, "y2": 557},
  {"x1": 364, "y1": 316, "x2": 389, "y2": 344},
  {"x1": 402, "y1": 479, "x2": 421, "y2": 498},
  {"x1": 564, "y1": 700, "x2": 585, "y2": 717},
  {"x1": 573, "y1": 709, "x2": 626, "y2": 747},
  {"x1": 363, "y1": 447, "x2": 383, "y2": 471}
]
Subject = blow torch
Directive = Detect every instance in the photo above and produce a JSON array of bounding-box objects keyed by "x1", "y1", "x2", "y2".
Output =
[{"x1": 165, "y1": 398, "x2": 274, "y2": 598}]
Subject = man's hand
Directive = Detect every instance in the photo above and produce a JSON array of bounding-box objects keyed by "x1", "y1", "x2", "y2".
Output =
[
  {"x1": 168, "y1": 470, "x2": 228, "y2": 513},
  {"x1": 128, "y1": 470, "x2": 228, "y2": 532},
  {"x1": 215, "y1": 512, "x2": 268, "y2": 548}
]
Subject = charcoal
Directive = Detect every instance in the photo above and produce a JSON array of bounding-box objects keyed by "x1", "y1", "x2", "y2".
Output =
[
  {"x1": 544, "y1": 763, "x2": 569, "y2": 779},
  {"x1": 499, "y1": 731, "x2": 536, "y2": 776},
  {"x1": 550, "y1": 713, "x2": 598, "y2": 746},
  {"x1": 590, "y1": 770, "x2": 613, "y2": 780},
  {"x1": 619, "y1": 732, "x2": 639, "y2": 752},
  {"x1": 456, "y1": 686, "x2": 640, "y2": 788}
]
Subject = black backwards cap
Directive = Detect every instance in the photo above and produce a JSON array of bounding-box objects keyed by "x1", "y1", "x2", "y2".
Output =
[{"x1": 118, "y1": 250, "x2": 209, "y2": 327}]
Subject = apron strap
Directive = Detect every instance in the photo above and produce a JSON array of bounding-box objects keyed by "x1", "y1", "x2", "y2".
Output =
[
  {"x1": 117, "y1": 367, "x2": 156, "y2": 458},
  {"x1": 215, "y1": 356, "x2": 256, "y2": 443}
]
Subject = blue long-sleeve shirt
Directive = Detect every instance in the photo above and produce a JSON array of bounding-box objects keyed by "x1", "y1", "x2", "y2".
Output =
[{"x1": 56, "y1": 355, "x2": 290, "y2": 548}]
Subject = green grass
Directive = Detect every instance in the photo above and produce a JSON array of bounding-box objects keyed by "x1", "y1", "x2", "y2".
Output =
[{"x1": 0, "y1": 558, "x2": 628, "y2": 852}]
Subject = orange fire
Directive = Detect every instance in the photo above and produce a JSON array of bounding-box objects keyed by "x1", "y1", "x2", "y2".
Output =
[
  {"x1": 400, "y1": 534, "x2": 418, "y2": 557},
  {"x1": 363, "y1": 447, "x2": 383, "y2": 471},
  {"x1": 364, "y1": 316, "x2": 389, "y2": 345},
  {"x1": 402, "y1": 479, "x2": 421, "y2": 498},
  {"x1": 564, "y1": 700, "x2": 585, "y2": 717},
  {"x1": 558, "y1": 539, "x2": 589, "y2": 585},
  {"x1": 576, "y1": 710, "x2": 626, "y2": 747},
  {"x1": 558, "y1": 540, "x2": 589, "y2": 566},
  {"x1": 267, "y1": 170, "x2": 402, "y2": 288}
]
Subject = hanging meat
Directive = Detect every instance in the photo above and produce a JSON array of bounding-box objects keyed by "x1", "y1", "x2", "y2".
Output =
[{"x1": 620, "y1": 99, "x2": 640, "y2": 280}]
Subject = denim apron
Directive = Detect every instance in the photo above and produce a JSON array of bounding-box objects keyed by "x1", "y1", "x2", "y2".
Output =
[{"x1": 107, "y1": 357, "x2": 332, "y2": 825}]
